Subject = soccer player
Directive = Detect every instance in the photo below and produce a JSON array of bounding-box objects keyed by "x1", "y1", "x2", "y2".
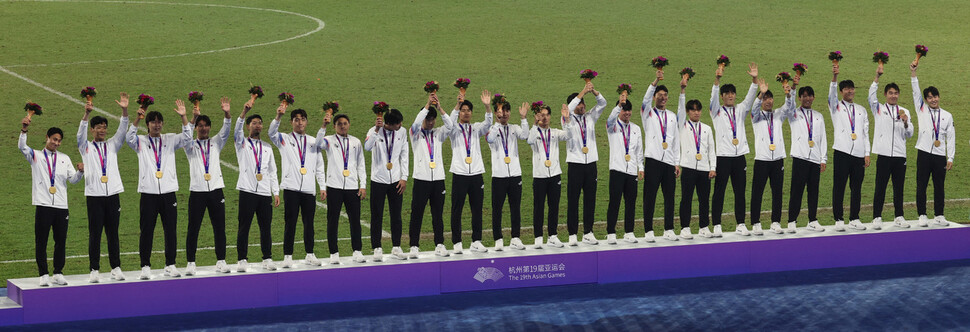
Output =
[
  {"x1": 183, "y1": 97, "x2": 232, "y2": 275},
  {"x1": 829, "y1": 62, "x2": 871, "y2": 232},
  {"x1": 641, "y1": 70, "x2": 681, "y2": 241},
  {"x1": 869, "y1": 63, "x2": 913, "y2": 229},
  {"x1": 363, "y1": 108, "x2": 409, "y2": 261},
  {"x1": 409, "y1": 93, "x2": 453, "y2": 258},
  {"x1": 319, "y1": 114, "x2": 368, "y2": 264},
  {"x1": 565, "y1": 82, "x2": 607, "y2": 245},
  {"x1": 78, "y1": 94, "x2": 129, "y2": 282},
  {"x1": 21, "y1": 117, "x2": 83, "y2": 286},
  {"x1": 234, "y1": 101, "x2": 281, "y2": 272},
  {"x1": 785, "y1": 79, "x2": 828, "y2": 233},
  {"x1": 710, "y1": 63, "x2": 760, "y2": 235},
  {"x1": 527, "y1": 103, "x2": 572, "y2": 249},
  {"x1": 126, "y1": 99, "x2": 192, "y2": 280},
  {"x1": 678, "y1": 96, "x2": 717, "y2": 239},
  {"x1": 911, "y1": 61, "x2": 955, "y2": 227},
  {"x1": 485, "y1": 100, "x2": 529, "y2": 251},
  {"x1": 605, "y1": 91, "x2": 644, "y2": 244},
  {"x1": 444, "y1": 90, "x2": 492, "y2": 254},
  {"x1": 750, "y1": 78, "x2": 794, "y2": 234},
  {"x1": 269, "y1": 105, "x2": 327, "y2": 267}
]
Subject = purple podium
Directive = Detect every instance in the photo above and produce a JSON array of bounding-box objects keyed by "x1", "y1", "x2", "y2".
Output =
[{"x1": 2, "y1": 222, "x2": 968, "y2": 326}]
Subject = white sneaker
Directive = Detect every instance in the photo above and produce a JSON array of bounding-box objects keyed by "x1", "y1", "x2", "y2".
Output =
[
  {"x1": 237, "y1": 259, "x2": 249, "y2": 272},
  {"x1": 583, "y1": 232, "x2": 599, "y2": 245},
  {"x1": 547, "y1": 236, "x2": 565, "y2": 248},
  {"x1": 372, "y1": 248, "x2": 384, "y2": 262},
  {"x1": 435, "y1": 244, "x2": 450, "y2": 257},
  {"x1": 834, "y1": 220, "x2": 846, "y2": 232},
  {"x1": 735, "y1": 224, "x2": 751, "y2": 236},
  {"x1": 305, "y1": 253, "x2": 321, "y2": 266},
  {"x1": 391, "y1": 247, "x2": 407, "y2": 260},
  {"x1": 111, "y1": 267, "x2": 126, "y2": 280},
  {"x1": 185, "y1": 262, "x2": 196, "y2": 276},
  {"x1": 769, "y1": 222, "x2": 783, "y2": 234},
  {"x1": 52, "y1": 274, "x2": 67, "y2": 286},
  {"x1": 493, "y1": 239, "x2": 504, "y2": 252},
  {"x1": 679, "y1": 229, "x2": 693, "y2": 240},
  {"x1": 750, "y1": 223, "x2": 764, "y2": 236},
  {"x1": 329, "y1": 253, "x2": 340, "y2": 265},
  {"x1": 38, "y1": 274, "x2": 50, "y2": 287},
  {"x1": 261, "y1": 259, "x2": 277, "y2": 271},
  {"x1": 698, "y1": 228, "x2": 714, "y2": 238},
  {"x1": 533, "y1": 236, "x2": 544, "y2": 249},
  {"x1": 894, "y1": 216, "x2": 910, "y2": 229},
  {"x1": 848, "y1": 219, "x2": 867, "y2": 230},
  {"x1": 568, "y1": 234, "x2": 578, "y2": 246},
  {"x1": 606, "y1": 233, "x2": 617, "y2": 245},
  {"x1": 453, "y1": 242, "x2": 464, "y2": 255},
  {"x1": 281, "y1": 255, "x2": 294, "y2": 268},
  {"x1": 164, "y1": 265, "x2": 181, "y2": 277},
  {"x1": 214, "y1": 260, "x2": 230, "y2": 274},
  {"x1": 409, "y1": 246, "x2": 420, "y2": 259},
  {"x1": 871, "y1": 217, "x2": 883, "y2": 230},
  {"x1": 643, "y1": 232, "x2": 656, "y2": 243},
  {"x1": 352, "y1": 251, "x2": 366, "y2": 263},
  {"x1": 623, "y1": 233, "x2": 639, "y2": 243},
  {"x1": 89, "y1": 270, "x2": 100, "y2": 283},
  {"x1": 918, "y1": 215, "x2": 929, "y2": 227},
  {"x1": 713, "y1": 225, "x2": 723, "y2": 237},
  {"x1": 786, "y1": 222, "x2": 797, "y2": 234},
  {"x1": 139, "y1": 266, "x2": 152, "y2": 279},
  {"x1": 807, "y1": 220, "x2": 825, "y2": 232},
  {"x1": 470, "y1": 241, "x2": 488, "y2": 253},
  {"x1": 510, "y1": 238, "x2": 526, "y2": 250},
  {"x1": 663, "y1": 230, "x2": 679, "y2": 241},
  {"x1": 933, "y1": 216, "x2": 950, "y2": 227}
]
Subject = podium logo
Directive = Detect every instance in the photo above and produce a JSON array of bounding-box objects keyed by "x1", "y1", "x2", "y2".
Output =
[{"x1": 473, "y1": 267, "x2": 504, "y2": 283}]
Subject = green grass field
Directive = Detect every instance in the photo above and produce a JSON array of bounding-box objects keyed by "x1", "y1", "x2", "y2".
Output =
[{"x1": 1, "y1": 0, "x2": 968, "y2": 281}]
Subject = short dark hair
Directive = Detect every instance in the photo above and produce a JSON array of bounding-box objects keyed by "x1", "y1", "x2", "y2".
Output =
[
  {"x1": 47, "y1": 127, "x2": 63, "y2": 139},
  {"x1": 333, "y1": 114, "x2": 350, "y2": 124},
  {"x1": 567, "y1": 93, "x2": 585, "y2": 105},
  {"x1": 195, "y1": 115, "x2": 211, "y2": 127},
  {"x1": 499, "y1": 101, "x2": 511, "y2": 112},
  {"x1": 686, "y1": 99, "x2": 703, "y2": 111},
  {"x1": 460, "y1": 100, "x2": 474, "y2": 111},
  {"x1": 617, "y1": 100, "x2": 633, "y2": 111},
  {"x1": 146, "y1": 111, "x2": 163, "y2": 123},
  {"x1": 384, "y1": 109, "x2": 403, "y2": 125},
  {"x1": 798, "y1": 86, "x2": 815, "y2": 97},
  {"x1": 539, "y1": 106, "x2": 552, "y2": 115},
  {"x1": 654, "y1": 85, "x2": 669, "y2": 96},
  {"x1": 720, "y1": 84, "x2": 737, "y2": 95},
  {"x1": 290, "y1": 108, "x2": 308, "y2": 120},
  {"x1": 838, "y1": 80, "x2": 855, "y2": 92},
  {"x1": 245, "y1": 114, "x2": 262, "y2": 125},
  {"x1": 884, "y1": 83, "x2": 900, "y2": 94},
  {"x1": 763, "y1": 90, "x2": 774, "y2": 99},
  {"x1": 90, "y1": 116, "x2": 108, "y2": 128},
  {"x1": 923, "y1": 86, "x2": 940, "y2": 100},
  {"x1": 426, "y1": 107, "x2": 438, "y2": 120}
]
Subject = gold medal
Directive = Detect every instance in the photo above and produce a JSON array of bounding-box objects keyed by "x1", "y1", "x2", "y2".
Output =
[
  {"x1": 769, "y1": 144, "x2": 776, "y2": 151},
  {"x1": 934, "y1": 140, "x2": 941, "y2": 147},
  {"x1": 155, "y1": 171, "x2": 163, "y2": 179},
  {"x1": 100, "y1": 175, "x2": 108, "y2": 183},
  {"x1": 662, "y1": 142, "x2": 668, "y2": 149},
  {"x1": 49, "y1": 186, "x2": 57, "y2": 194},
  {"x1": 625, "y1": 154, "x2": 631, "y2": 161},
  {"x1": 256, "y1": 173, "x2": 263, "y2": 181},
  {"x1": 465, "y1": 156, "x2": 473, "y2": 164},
  {"x1": 343, "y1": 169, "x2": 350, "y2": 177},
  {"x1": 851, "y1": 133, "x2": 857, "y2": 140},
  {"x1": 732, "y1": 138, "x2": 739, "y2": 145},
  {"x1": 504, "y1": 156, "x2": 511, "y2": 164},
  {"x1": 696, "y1": 153, "x2": 703, "y2": 161},
  {"x1": 808, "y1": 140, "x2": 815, "y2": 147},
  {"x1": 386, "y1": 162, "x2": 393, "y2": 170},
  {"x1": 300, "y1": 167, "x2": 307, "y2": 175},
  {"x1": 204, "y1": 173, "x2": 211, "y2": 181},
  {"x1": 582, "y1": 146, "x2": 589, "y2": 154},
  {"x1": 544, "y1": 160, "x2": 552, "y2": 167},
  {"x1": 429, "y1": 162, "x2": 436, "y2": 169}
]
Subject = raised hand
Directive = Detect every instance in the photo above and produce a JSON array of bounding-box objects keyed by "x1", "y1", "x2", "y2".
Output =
[
  {"x1": 116, "y1": 92, "x2": 129, "y2": 109},
  {"x1": 757, "y1": 78, "x2": 768, "y2": 94},
  {"x1": 375, "y1": 116, "x2": 384, "y2": 129},
  {"x1": 192, "y1": 104, "x2": 202, "y2": 118},
  {"x1": 174, "y1": 99, "x2": 187, "y2": 116},
  {"x1": 480, "y1": 89, "x2": 491, "y2": 106},
  {"x1": 276, "y1": 103, "x2": 286, "y2": 117},
  {"x1": 833, "y1": 63, "x2": 840, "y2": 75},
  {"x1": 137, "y1": 107, "x2": 147, "y2": 120},
  {"x1": 85, "y1": 101, "x2": 94, "y2": 114},
  {"x1": 715, "y1": 66, "x2": 724, "y2": 78},
  {"x1": 876, "y1": 62, "x2": 884, "y2": 77},
  {"x1": 747, "y1": 62, "x2": 758, "y2": 78},
  {"x1": 220, "y1": 97, "x2": 231, "y2": 117},
  {"x1": 561, "y1": 103, "x2": 570, "y2": 119},
  {"x1": 322, "y1": 112, "x2": 333, "y2": 126},
  {"x1": 792, "y1": 74, "x2": 801, "y2": 86},
  {"x1": 784, "y1": 82, "x2": 792, "y2": 95},
  {"x1": 619, "y1": 92, "x2": 628, "y2": 106},
  {"x1": 518, "y1": 102, "x2": 528, "y2": 118},
  {"x1": 657, "y1": 69, "x2": 665, "y2": 82},
  {"x1": 680, "y1": 77, "x2": 688, "y2": 90},
  {"x1": 21, "y1": 116, "x2": 31, "y2": 129}
]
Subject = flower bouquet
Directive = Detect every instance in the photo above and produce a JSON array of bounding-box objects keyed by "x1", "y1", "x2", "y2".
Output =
[
  {"x1": 829, "y1": 51, "x2": 843, "y2": 65},
  {"x1": 915, "y1": 45, "x2": 928, "y2": 65},
  {"x1": 278, "y1": 92, "x2": 294, "y2": 107},
  {"x1": 580, "y1": 69, "x2": 598, "y2": 83},
  {"x1": 80, "y1": 87, "x2": 97, "y2": 103}
]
